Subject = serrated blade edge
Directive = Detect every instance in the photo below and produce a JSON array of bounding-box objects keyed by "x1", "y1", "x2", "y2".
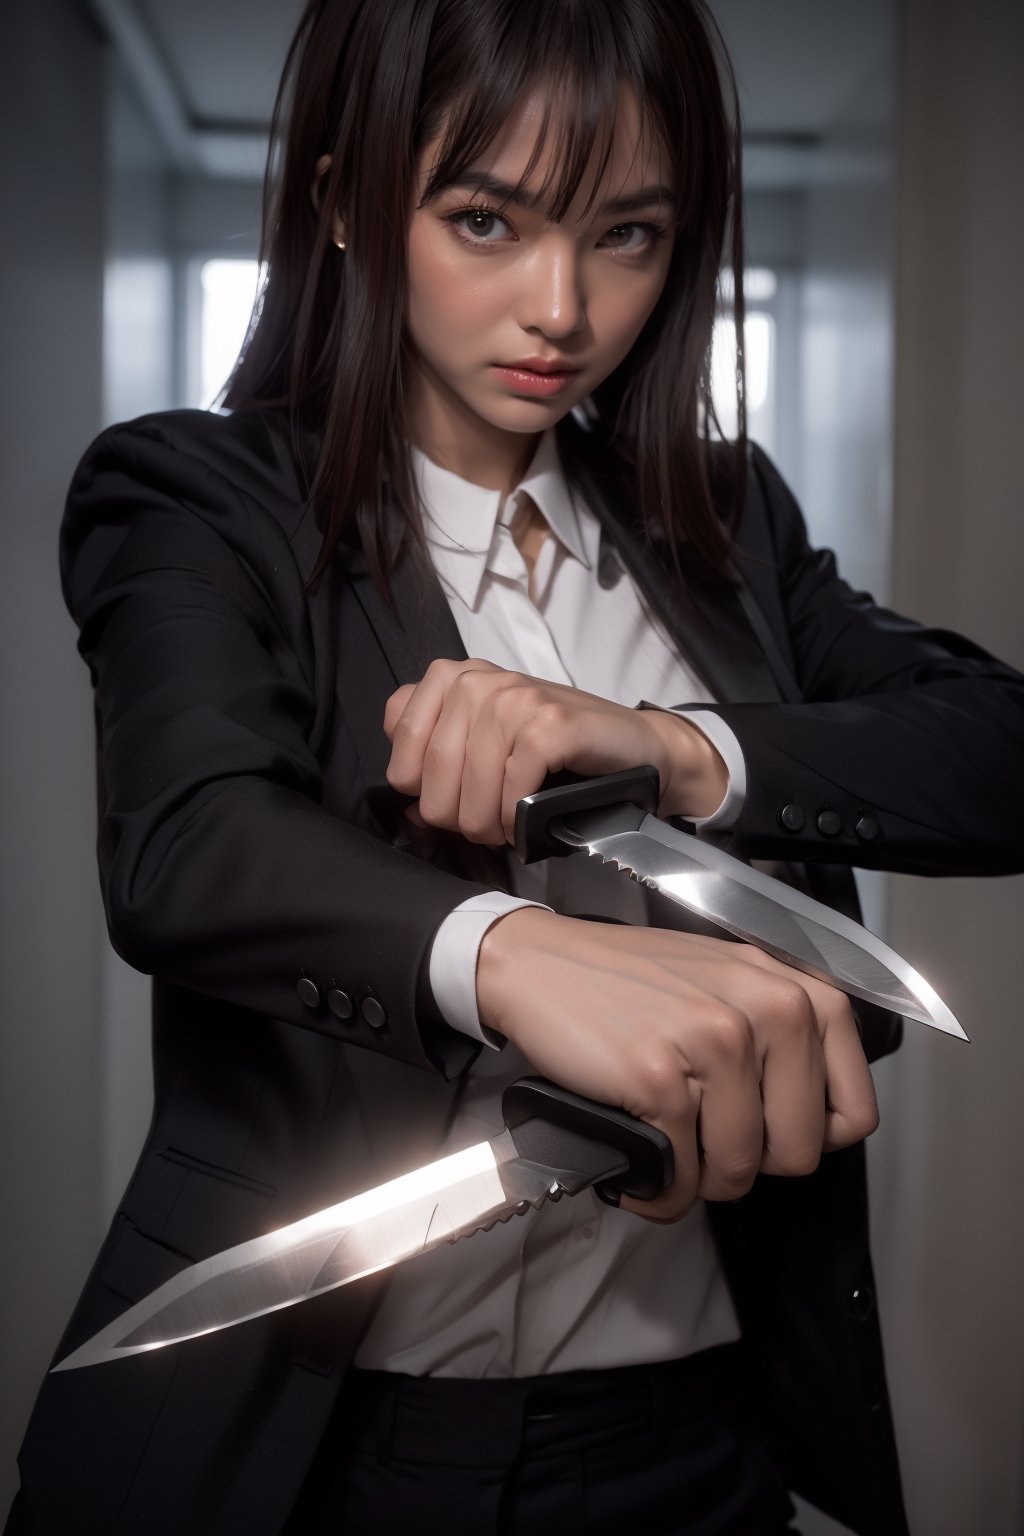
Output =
[{"x1": 572, "y1": 814, "x2": 966, "y2": 1040}]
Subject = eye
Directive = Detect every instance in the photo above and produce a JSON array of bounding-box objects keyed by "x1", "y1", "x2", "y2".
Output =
[
  {"x1": 599, "y1": 222, "x2": 668, "y2": 255},
  {"x1": 445, "y1": 205, "x2": 514, "y2": 246}
]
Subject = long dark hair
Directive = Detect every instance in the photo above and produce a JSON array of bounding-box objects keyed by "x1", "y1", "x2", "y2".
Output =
[{"x1": 223, "y1": 0, "x2": 747, "y2": 599}]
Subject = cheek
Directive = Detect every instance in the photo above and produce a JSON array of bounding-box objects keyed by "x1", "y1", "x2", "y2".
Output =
[
  {"x1": 407, "y1": 225, "x2": 496, "y2": 353},
  {"x1": 592, "y1": 272, "x2": 668, "y2": 358}
]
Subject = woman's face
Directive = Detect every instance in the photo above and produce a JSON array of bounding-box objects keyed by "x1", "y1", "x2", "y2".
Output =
[{"x1": 403, "y1": 82, "x2": 676, "y2": 488}]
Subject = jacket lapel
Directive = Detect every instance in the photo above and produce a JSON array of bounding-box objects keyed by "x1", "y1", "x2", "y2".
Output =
[
  {"x1": 345, "y1": 535, "x2": 468, "y2": 689},
  {"x1": 554, "y1": 412, "x2": 787, "y2": 706},
  {"x1": 295, "y1": 409, "x2": 787, "y2": 712}
]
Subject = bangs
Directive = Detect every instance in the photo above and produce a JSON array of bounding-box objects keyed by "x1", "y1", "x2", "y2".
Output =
[{"x1": 416, "y1": 0, "x2": 683, "y2": 226}]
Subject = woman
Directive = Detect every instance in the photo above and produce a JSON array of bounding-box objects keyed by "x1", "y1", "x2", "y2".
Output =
[{"x1": 9, "y1": 1, "x2": 1024, "y2": 1532}]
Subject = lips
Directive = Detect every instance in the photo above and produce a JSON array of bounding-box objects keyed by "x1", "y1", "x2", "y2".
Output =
[
  {"x1": 498, "y1": 357, "x2": 579, "y2": 375},
  {"x1": 493, "y1": 364, "x2": 578, "y2": 397}
]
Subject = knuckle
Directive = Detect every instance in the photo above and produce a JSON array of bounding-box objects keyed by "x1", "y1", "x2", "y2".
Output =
[
  {"x1": 451, "y1": 667, "x2": 483, "y2": 697},
  {"x1": 536, "y1": 696, "x2": 567, "y2": 725},
  {"x1": 702, "y1": 1007, "x2": 753, "y2": 1067},
  {"x1": 517, "y1": 696, "x2": 562, "y2": 736},
  {"x1": 633, "y1": 1047, "x2": 683, "y2": 1108},
  {"x1": 763, "y1": 977, "x2": 815, "y2": 1030}
]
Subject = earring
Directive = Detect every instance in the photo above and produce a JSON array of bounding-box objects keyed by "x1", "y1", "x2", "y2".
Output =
[{"x1": 334, "y1": 237, "x2": 347, "y2": 251}]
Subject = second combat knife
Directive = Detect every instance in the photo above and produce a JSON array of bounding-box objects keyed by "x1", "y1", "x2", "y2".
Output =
[{"x1": 52, "y1": 1080, "x2": 672, "y2": 1372}]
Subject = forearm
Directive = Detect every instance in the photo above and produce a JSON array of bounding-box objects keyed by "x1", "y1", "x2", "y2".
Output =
[
  {"x1": 100, "y1": 769, "x2": 500, "y2": 1075},
  {"x1": 712, "y1": 678, "x2": 1024, "y2": 874}
]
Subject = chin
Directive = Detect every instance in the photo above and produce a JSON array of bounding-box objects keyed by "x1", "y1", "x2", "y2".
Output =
[{"x1": 478, "y1": 397, "x2": 580, "y2": 433}]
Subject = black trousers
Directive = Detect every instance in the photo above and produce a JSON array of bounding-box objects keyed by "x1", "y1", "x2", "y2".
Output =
[{"x1": 290, "y1": 1343, "x2": 800, "y2": 1535}]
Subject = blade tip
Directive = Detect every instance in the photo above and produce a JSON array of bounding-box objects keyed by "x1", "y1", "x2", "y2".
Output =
[{"x1": 49, "y1": 1354, "x2": 83, "y2": 1374}]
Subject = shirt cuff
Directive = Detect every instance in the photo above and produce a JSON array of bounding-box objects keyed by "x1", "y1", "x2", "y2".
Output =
[
  {"x1": 636, "y1": 702, "x2": 747, "y2": 831},
  {"x1": 428, "y1": 891, "x2": 555, "y2": 1048}
]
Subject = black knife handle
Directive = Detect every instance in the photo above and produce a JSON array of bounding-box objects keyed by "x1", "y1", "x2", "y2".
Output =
[
  {"x1": 513, "y1": 766, "x2": 661, "y2": 864},
  {"x1": 501, "y1": 1077, "x2": 673, "y2": 1205}
]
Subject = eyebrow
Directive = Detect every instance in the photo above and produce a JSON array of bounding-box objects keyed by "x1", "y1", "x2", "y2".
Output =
[{"x1": 439, "y1": 172, "x2": 676, "y2": 218}]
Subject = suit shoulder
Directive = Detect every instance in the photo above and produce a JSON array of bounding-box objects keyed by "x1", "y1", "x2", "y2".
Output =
[
  {"x1": 61, "y1": 409, "x2": 326, "y2": 624},
  {"x1": 68, "y1": 407, "x2": 316, "y2": 519}
]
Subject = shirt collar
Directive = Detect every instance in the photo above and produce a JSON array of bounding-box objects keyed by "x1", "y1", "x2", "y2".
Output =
[{"x1": 410, "y1": 428, "x2": 592, "y2": 610}]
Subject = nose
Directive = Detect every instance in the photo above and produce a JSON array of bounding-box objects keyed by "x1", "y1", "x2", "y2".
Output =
[{"x1": 517, "y1": 235, "x2": 586, "y2": 340}]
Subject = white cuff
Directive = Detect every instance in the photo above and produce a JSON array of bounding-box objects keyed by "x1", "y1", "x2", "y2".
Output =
[
  {"x1": 636, "y1": 702, "x2": 747, "y2": 831},
  {"x1": 428, "y1": 891, "x2": 554, "y2": 1048}
]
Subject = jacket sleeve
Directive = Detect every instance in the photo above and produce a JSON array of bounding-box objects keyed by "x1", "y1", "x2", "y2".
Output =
[
  {"x1": 60, "y1": 418, "x2": 494, "y2": 1077},
  {"x1": 710, "y1": 446, "x2": 1024, "y2": 875}
]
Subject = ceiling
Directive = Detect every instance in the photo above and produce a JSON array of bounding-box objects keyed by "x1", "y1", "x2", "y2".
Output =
[{"x1": 84, "y1": 0, "x2": 897, "y2": 185}]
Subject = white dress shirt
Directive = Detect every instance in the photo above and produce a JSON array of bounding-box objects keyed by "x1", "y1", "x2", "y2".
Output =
[{"x1": 354, "y1": 423, "x2": 743, "y2": 1377}]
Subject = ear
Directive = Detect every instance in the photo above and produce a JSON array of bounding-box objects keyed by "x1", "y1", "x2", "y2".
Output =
[{"x1": 311, "y1": 154, "x2": 348, "y2": 247}]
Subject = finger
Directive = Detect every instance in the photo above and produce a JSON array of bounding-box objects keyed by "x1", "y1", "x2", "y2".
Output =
[
  {"x1": 756, "y1": 986, "x2": 828, "y2": 1177},
  {"x1": 719, "y1": 946, "x2": 870, "y2": 1166},
  {"x1": 462, "y1": 687, "x2": 569, "y2": 845},
  {"x1": 677, "y1": 1001, "x2": 763, "y2": 1201},
  {"x1": 415, "y1": 681, "x2": 477, "y2": 830},
  {"x1": 819, "y1": 1007, "x2": 880, "y2": 1151},
  {"x1": 618, "y1": 1099, "x2": 702, "y2": 1223},
  {"x1": 457, "y1": 689, "x2": 525, "y2": 844},
  {"x1": 382, "y1": 683, "x2": 416, "y2": 742},
  {"x1": 499, "y1": 727, "x2": 566, "y2": 844},
  {"x1": 756, "y1": 956, "x2": 879, "y2": 1151},
  {"x1": 419, "y1": 666, "x2": 520, "y2": 833},
  {"x1": 386, "y1": 659, "x2": 495, "y2": 796}
]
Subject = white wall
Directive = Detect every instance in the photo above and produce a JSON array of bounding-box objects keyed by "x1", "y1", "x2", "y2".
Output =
[
  {"x1": 873, "y1": 1, "x2": 1024, "y2": 1532},
  {"x1": 0, "y1": 0, "x2": 109, "y2": 1516},
  {"x1": 795, "y1": 6, "x2": 900, "y2": 953},
  {"x1": 0, "y1": 15, "x2": 179, "y2": 1517},
  {"x1": 796, "y1": 12, "x2": 897, "y2": 605}
]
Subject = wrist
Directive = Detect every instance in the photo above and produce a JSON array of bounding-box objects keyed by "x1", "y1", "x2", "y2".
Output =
[
  {"x1": 476, "y1": 905, "x2": 566, "y2": 1046},
  {"x1": 643, "y1": 709, "x2": 728, "y2": 819}
]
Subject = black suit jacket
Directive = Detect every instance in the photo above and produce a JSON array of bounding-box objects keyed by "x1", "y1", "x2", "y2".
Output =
[{"x1": 10, "y1": 406, "x2": 1024, "y2": 1535}]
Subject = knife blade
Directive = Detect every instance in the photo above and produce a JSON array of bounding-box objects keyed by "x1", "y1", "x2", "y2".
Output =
[
  {"x1": 51, "y1": 1080, "x2": 672, "y2": 1372},
  {"x1": 514, "y1": 766, "x2": 967, "y2": 1041}
]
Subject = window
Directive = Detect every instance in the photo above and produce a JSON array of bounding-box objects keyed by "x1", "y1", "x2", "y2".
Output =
[
  {"x1": 194, "y1": 259, "x2": 262, "y2": 409},
  {"x1": 710, "y1": 267, "x2": 778, "y2": 456}
]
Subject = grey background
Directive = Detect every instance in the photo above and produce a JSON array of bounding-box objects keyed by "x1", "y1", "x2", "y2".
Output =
[{"x1": 1, "y1": 1, "x2": 1022, "y2": 1531}]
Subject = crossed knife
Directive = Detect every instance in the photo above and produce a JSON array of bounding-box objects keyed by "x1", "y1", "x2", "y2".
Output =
[{"x1": 55, "y1": 767, "x2": 964, "y2": 1372}]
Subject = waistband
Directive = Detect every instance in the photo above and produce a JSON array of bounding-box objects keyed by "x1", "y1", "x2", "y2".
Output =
[{"x1": 339, "y1": 1342, "x2": 747, "y2": 1469}]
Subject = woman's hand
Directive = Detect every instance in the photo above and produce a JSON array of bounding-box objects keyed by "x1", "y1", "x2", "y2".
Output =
[
  {"x1": 383, "y1": 658, "x2": 727, "y2": 842},
  {"x1": 476, "y1": 908, "x2": 879, "y2": 1222}
]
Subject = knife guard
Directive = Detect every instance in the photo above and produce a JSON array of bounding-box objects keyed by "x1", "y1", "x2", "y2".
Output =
[
  {"x1": 513, "y1": 765, "x2": 661, "y2": 864},
  {"x1": 502, "y1": 1077, "x2": 673, "y2": 1206}
]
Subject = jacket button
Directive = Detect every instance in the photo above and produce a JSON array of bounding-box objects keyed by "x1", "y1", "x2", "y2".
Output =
[
  {"x1": 296, "y1": 977, "x2": 320, "y2": 1009},
  {"x1": 327, "y1": 987, "x2": 353, "y2": 1020},
  {"x1": 778, "y1": 803, "x2": 805, "y2": 833},
  {"x1": 816, "y1": 808, "x2": 842, "y2": 837},
  {"x1": 849, "y1": 1285, "x2": 875, "y2": 1322},
  {"x1": 855, "y1": 815, "x2": 881, "y2": 843},
  {"x1": 361, "y1": 997, "x2": 386, "y2": 1029}
]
